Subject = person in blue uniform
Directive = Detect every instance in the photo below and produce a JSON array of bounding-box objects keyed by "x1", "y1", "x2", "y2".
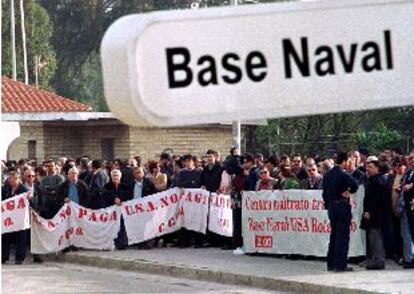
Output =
[{"x1": 322, "y1": 152, "x2": 359, "y2": 272}]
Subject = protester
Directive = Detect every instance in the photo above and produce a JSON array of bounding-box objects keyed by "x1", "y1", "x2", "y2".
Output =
[
  {"x1": 201, "y1": 150, "x2": 223, "y2": 193},
  {"x1": 39, "y1": 160, "x2": 65, "y2": 219},
  {"x1": 147, "y1": 160, "x2": 168, "y2": 192},
  {"x1": 176, "y1": 155, "x2": 203, "y2": 248},
  {"x1": 89, "y1": 160, "x2": 109, "y2": 209},
  {"x1": 103, "y1": 169, "x2": 131, "y2": 250},
  {"x1": 279, "y1": 165, "x2": 300, "y2": 190},
  {"x1": 2, "y1": 171, "x2": 28, "y2": 264},
  {"x1": 255, "y1": 166, "x2": 278, "y2": 191},
  {"x1": 301, "y1": 163, "x2": 323, "y2": 190},
  {"x1": 291, "y1": 154, "x2": 308, "y2": 181},
  {"x1": 323, "y1": 152, "x2": 359, "y2": 272},
  {"x1": 361, "y1": 157, "x2": 392, "y2": 270},
  {"x1": 400, "y1": 153, "x2": 414, "y2": 268},
  {"x1": 57, "y1": 167, "x2": 90, "y2": 208},
  {"x1": 243, "y1": 153, "x2": 259, "y2": 192}
]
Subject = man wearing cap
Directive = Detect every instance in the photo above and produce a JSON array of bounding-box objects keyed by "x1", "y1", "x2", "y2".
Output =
[{"x1": 322, "y1": 152, "x2": 358, "y2": 272}]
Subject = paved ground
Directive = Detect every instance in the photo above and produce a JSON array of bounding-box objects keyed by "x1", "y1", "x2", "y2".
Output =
[
  {"x1": 58, "y1": 247, "x2": 414, "y2": 294},
  {"x1": 2, "y1": 262, "x2": 287, "y2": 294}
]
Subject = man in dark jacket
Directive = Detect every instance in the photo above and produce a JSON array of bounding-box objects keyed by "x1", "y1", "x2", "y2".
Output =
[
  {"x1": 201, "y1": 150, "x2": 223, "y2": 193},
  {"x1": 322, "y1": 152, "x2": 358, "y2": 272},
  {"x1": 39, "y1": 160, "x2": 65, "y2": 219},
  {"x1": 243, "y1": 153, "x2": 259, "y2": 191},
  {"x1": 362, "y1": 158, "x2": 392, "y2": 270},
  {"x1": 131, "y1": 167, "x2": 157, "y2": 199},
  {"x1": 2, "y1": 171, "x2": 28, "y2": 264},
  {"x1": 103, "y1": 169, "x2": 132, "y2": 249},
  {"x1": 57, "y1": 167, "x2": 90, "y2": 208},
  {"x1": 89, "y1": 160, "x2": 109, "y2": 209},
  {"x1": 176, "y1": 155, "x2": 202, "y2": 248}
]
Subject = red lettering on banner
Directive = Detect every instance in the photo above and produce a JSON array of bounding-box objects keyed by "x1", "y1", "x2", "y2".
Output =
[
  {"x1": 100, "y1": 213, "x2": 108, "y2": 222},
  {"x1": 312, "y1": 199, "x2": 325, "y2": 210},
  {"x1": 4, "y1": 217, "x2": 14, "y2": 227},
  {"x1": 255, "y1": 235, "x2": 273, "y2": 248},
  {"x1": 147, "y1": 201, "x2": 157, "y2": 212},
  {"x1": 170, "y1": 193, "x2": 178, "y2": 204},
  {"x1": 266, "y1": 217, "x2": 290, "y2": 232},
  {"x1": 17, "y1": 197, "x2": 26, "y2": 209},
  {"x1": 311, "y1": 218, "x2": 331, "y2": 233},
  {"x1": 218, "y1": 218, "x2": 230, "y2": 228},
  {"x1": 6, "y1": 200, "x2": 15, "y2": 211},
  {"x1": 289, "y1": 217, "x2": 309, "y2": 232},
  {"x1": 78, "y1": 208, "x2": 88, "y2": 218},
  {"x1": 75, "y1": 227, "x2": 84, "y2": 236},
  {"x1": 47, "y1": 220, "x2": 56, "y2": 229},
  {"x1": 185, "y1": 192, "x2": 193, "y2": 202},
  {"x1": 248, "y1": 217, "x2": 265, "y2": 231},
  {"x1": 194, "y1": 193, "x2": 202, "y2": 204},
  {"x1": 160, "y1": 196, "x2": 170, "y2": 208},
  {"x1": 158, "y1": 222, "x2": 165, "y2": 233},
  {"x1": 110, "y1": 211, "x2": 118, "y2": 221}
]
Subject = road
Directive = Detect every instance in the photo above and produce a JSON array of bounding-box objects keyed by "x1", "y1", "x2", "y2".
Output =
[{"x1": 2, "y1": 262, "x2": 288, "y2": 294}]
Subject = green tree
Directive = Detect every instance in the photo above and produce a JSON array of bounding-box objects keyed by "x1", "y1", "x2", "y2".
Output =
[{"x1": 2, "y1": 0, "x2": 56, "y2": 89}]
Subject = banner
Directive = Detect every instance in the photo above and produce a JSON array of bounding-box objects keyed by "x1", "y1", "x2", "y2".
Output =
[
  {"x1": 31, "y1": 203, "x2": 121, "y2": 254},
  {"x1": 31, "y1": 204, "x2": 72, "y2": 254},
  {"x1": 69, "y1": 203, "x2": 121, "y2": 251},
  {"x1": 242, "y1": 188, "x2": 366, "y2": 257},
  {"x1": 122, "y1": 188, "x2": 210, "y2": 245},
  {"x1": 2, "y1": 193, "x2": 30, "y2": 234},
  {"x1": 208, "y1": 193, "x2": 233, "y2": 237}
]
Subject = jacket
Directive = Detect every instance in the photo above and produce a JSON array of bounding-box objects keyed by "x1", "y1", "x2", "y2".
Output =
[
  {"x1": 322, "y1": 166, "x2": 358, "y2": 209},
  {"x1": 103, "y1": 182, "x2": 132, "y2": 207},
  {"x1": 201, "y1": 163, "x2": 224, "y2": 192},
  {"x1": 361, "y1": 174, "x2": 392, "y2": 229},
  {"x1": 57, "y1": 179, "x2": 90, "y2": 208}
]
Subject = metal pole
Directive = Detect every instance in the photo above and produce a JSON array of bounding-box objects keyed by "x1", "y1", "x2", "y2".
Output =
[
  {"x1": 10, "y1": 0, "x2": 17, "y2": 80},
  {"x1": 20, "y1": 0, "x2": 28, "y2": 84},
  {"x1": 231, "y1": 0, "x2": 241, "y2": 152}
]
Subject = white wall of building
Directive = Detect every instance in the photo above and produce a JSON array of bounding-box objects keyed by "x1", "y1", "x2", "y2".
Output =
[{"x1": 0, "y1": 122, "x2": 20, "y2": 160}]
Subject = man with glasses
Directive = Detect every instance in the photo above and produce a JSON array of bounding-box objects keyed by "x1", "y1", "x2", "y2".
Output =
[
  {"x1": 301, "y1": 163, "x2": 323, "y2": 190},
  {"x1": 292, "y1": 154, "x2": 308, "y2": 181}
]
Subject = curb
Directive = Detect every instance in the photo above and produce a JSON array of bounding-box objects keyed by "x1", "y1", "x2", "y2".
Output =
[{"x1": 51, "y1": 252, "x2": 378, "y2": 294}]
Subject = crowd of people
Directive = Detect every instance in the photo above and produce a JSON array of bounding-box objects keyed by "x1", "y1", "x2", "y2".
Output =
[{"x1": 1, "y1": 147, "x2": 414, "y2": 271}]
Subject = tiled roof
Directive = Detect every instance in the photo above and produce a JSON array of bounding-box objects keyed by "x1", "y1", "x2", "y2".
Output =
[{"x1": 1, "y1": 76, "x2": 92, "y2": 113}]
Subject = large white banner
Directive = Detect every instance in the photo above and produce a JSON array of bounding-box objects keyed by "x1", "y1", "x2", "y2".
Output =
[
  {"x1": 122, "y1": 188, "x2": 210, "y2": 245},
  {"x1": 242, "y1": 188, "x2": 366, "y2": 257},
  {"x1": 69, "y1": 203, "x2": 121, "y2": 251},
  {"x1": 31, "y1": 203, "x2": 121, "y2": 254},
  {"x1": 208, "y1": 193, "x2": 233, "y2": 237},
  {"x1": 2, "y1": 193, "x2": 30, "y2": 234},
  {"x1": 31, "y1": 204, "x2": 72, "y2": 254}
]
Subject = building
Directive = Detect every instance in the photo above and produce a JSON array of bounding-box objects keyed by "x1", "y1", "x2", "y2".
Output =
[{"x1": 2, "y1": 76, "x2": 247, "y2": 161}]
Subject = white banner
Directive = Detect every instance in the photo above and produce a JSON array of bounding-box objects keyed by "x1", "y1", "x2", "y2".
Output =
[
  {"x1": 31, "y1": 204, "x2": 72, "y2": 254},
  {"x1": 69, "y1": 203, "x2": 121, "y2": 251},
  {"x1": 31, "y1": 203, "x2": 121, "y2": 254},
  {"x1": 242, "y1": 188, "x2": 366, "y2": 257},
  {"x1": 122, "y1": 188, "x2": 209, "y2": 245},
  {"x1": 208, "y1": 193, "x2": 233, "y2": 237},
  {"x1": 2, "y1": 193, "x2": 30, "y2": 234}
]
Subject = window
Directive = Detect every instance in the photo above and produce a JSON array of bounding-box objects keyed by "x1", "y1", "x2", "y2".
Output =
[
  {"x1": 28, "y1": 140, "x2": 36, "y2": 160},
  {"x1": 101, "y1": 138, "x2": 114, "y2": 160}
]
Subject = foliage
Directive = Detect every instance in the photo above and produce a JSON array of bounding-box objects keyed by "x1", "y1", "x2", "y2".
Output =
[
  {"x1": 2, "y1": 0, "x2": 56, "y2": 89},
  {"x1": 353, "y1": 123, "x2": 405, "y2": 155}
]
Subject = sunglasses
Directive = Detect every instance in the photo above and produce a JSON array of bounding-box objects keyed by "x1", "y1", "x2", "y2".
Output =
[
  {"x1": 260, "y1": 171, "x2": 268, "y2": 174},
  {"x1": 26, "y1": 175, "x2": 35, "y2": 178}
]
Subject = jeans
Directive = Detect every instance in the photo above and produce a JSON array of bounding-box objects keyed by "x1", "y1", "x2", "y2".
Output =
[{"x1": 401, "y1": 211, "x2": 414, "y2": 263}]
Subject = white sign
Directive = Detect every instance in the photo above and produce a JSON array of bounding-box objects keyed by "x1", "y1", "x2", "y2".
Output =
[
  {"x1": 1, "y1": 193, "x2": 30, "y2": 234},
  {"x1": 31, "y1": 203, "x2": 121, "y2": 254},
  {"x1": 122, "y1": 188, "x2": 210, "y2": 245},
  {"x1": 242, "y1": 188, "x2": 366, "y2": 257},
  {"x1": 101, "y1": 0, "x2": 414, "y2": 127},
  {"x1": 208, "y1": 193, "x2": 233, "y2": 237}
]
